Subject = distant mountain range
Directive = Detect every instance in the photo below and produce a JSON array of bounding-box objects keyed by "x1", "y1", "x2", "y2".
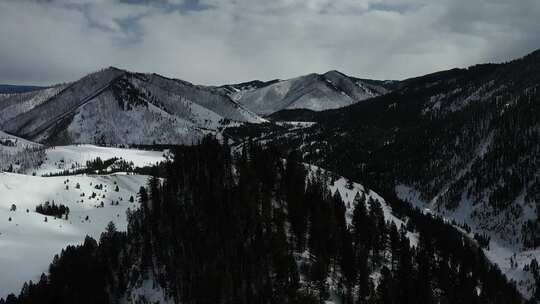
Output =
[
  {"x1": 0, "y1": 68, "x2": 395, "y2": 145},
  {"x1": 216, "y1": 70, "x2": 397, "y2": 114},
  {"x1": 0, "y1": 84, "x2": 47, "y2": 94},
  {"x1": 227, "y1": 49, "x2": 540, "y2": 296},
  {"x1": 0, "y1": 67, "x2": 266, "y2": 145},
  {"x1": 3, "y1": 48, "x2": 540, "y2": 303}
]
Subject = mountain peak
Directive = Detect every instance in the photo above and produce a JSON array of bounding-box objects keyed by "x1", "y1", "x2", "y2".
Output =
[
  {"x1": 231, "y1": 70, "x2": 394, "y2": 114},
  {"x1": 323, "y1": 70, "x2": 348, "y2": 78}
]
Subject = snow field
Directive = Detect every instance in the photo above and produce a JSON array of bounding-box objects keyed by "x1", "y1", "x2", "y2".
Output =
[
  {"x1": 34, "y1": 144, "x2": 167, "y2": 176},
  {"x1": 0, "y1": 172, "x2": 148, "y2": 298}
]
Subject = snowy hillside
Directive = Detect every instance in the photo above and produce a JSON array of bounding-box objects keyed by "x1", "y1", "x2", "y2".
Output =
[
  {"x1": 0, "y1": 131, "x2": 41, "y2": 153},
  {"x1": 396, "y1": 185, "x2": 536, "y2": 297},
  {"x1": 233, "y1": 70, "x2": 392, "y2": 115},
  {"x1": 34, "y1": 144, "x2": 166, "y2": 176},
  {"x1": 309, "y1": 164, "x2": 418, "y2": 243},
  {"x1": 0, "y1": 143, "x2": 167, "y2": 298},
  {"x1": 0, "y1": 131, "x2": 44, "y2": 173},
  {"x1": 0, "y1": 156, "x2": 410, "y2": 301},
  {"x1": 0, "y1": 85, "x2": 67, "y2": 123},
  {"x1": 1, "y1": 139, "x2": 166, "y2": 175},
  {"x1": 2, "y1": 68, "x2": 124, "y2": 140},
  {"x1": 0, "y1": 68, "x2": 265, "y2": 145},
  {"x1": 0, "y1": 172, "x2": 148, "y2": 299}
]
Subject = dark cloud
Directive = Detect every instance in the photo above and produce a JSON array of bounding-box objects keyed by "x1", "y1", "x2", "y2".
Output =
[
  {"x1": 0, "y1": 0, "x2": 538, "y2": 86},
  {"x1": 368, "y1": 2, "x2": 421, "y2": 13},
  {"x1": 119, "y1": 0, "x2": 213, "y2": 12}
]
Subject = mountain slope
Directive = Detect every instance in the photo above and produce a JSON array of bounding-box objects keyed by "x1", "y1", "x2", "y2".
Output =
[
  {"x1": 212, "y1": 79, "x2": 280, "y2": 97},
  {"x1": 230, "y1": 70, "x2": 394, "y2": 115},
  {"x1": 229, "y1": 48, "x2": 540, "y2": 298},
  {"x1": 0, "y1": 131, "x2": 44, "y2": 173},
  {"x1": 2, "y1": 140, "x2": 523, "y2": 303},
  {"x1": 0, "y1": 68, "x2": 265, "y2": 145},
  {"x1": 0, "y1": 144, "x2": 165, "y2": 298},
  {"x1": 0, "y1": 172, "x2": 150, "y2": 298},
  {"x1": 0, "y1": 130, "x2": 41, "y2": 152},
  {"x1": 0, "y1": 85, "x2": 68, "y2": 123}
]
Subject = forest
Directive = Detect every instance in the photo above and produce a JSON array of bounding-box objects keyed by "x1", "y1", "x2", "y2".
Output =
[{"x1": 0, "y1": 138, "x2": 524, "y2": 304}]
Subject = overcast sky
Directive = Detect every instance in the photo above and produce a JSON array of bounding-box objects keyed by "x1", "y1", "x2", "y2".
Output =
[{"x1": 1, "y1": 0, "x2": 539, "y2": 86}]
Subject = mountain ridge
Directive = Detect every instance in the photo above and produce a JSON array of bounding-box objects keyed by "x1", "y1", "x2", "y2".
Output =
[
  {"x1": 222, "y1": 47, "x2": 540, "y2": 297},
  {"x1": 226, "y1": 69, "x2": 396, "y2": 115},
  {"x1": 0, "y1": 67, "x2": 266, "y2": 145}
]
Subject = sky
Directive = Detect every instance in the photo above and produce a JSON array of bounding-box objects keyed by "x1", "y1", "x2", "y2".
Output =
[{"x1": 1, "y1": 0, "x2": 539, "y2": 86}]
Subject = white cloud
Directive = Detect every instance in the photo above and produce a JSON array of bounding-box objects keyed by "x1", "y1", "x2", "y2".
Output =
[{"x1": 0, "y1": 0, "x2": 538, "y2": 86}]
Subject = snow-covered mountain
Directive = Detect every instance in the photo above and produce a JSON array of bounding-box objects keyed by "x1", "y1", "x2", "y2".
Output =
[
  {"x1": 0, "y1": 143, "x2": 166, "y2": 298},
  {"x1": 0, "y1": 68, "x2": 265, "y2": 145},
  {"x1": 33, "y1": 144, "x2": 166, "y2": 176},
  {"x1": 3, "y1": 52, "x2": 538, "y2": 302},
  {"x1": 213, "y1": 79, "x2": 280, "y2": 97},
  {"x1": 237, "y1": 49, "x2": 540, "y2": 298},
  {"x1": 0, "y1": 130, "x2": 41, "y2": 152},
  {"x1": 0, "y1": 172, "x2": 148, "y2": 298},
  {"x1": 0, "y1": 131, "x2": 44, "y2": 173},
  {"x1": 0, "y1": 142, "x2": 400, "y2": 300},
  {"x1": 0, "y1": 85, "x2": 68, "y2": 123},
  {"x1": 226, "y1": 70, "x2": 394, "y2": 115},
  {"x1": 0, "y1": 68, "x2": 394, "y2": 145}
]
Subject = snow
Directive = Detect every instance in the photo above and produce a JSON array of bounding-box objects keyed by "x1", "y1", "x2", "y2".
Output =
[
  {"x1": 236, "y1": 72, "x2": 387, "y2": 115},
  {"x1": 307, "y1": 165, "x2": 418, "y2": 246},
  {"x1": 301, "y1": 165, "x2": 419, "y2": 303},
  {"x1": 395, "y1": 183, "x2": 537, "y2": 298},
  {"x1": 0, "y1": 144, "x2": 166, "y2": 298},
  {"x1": 0, "y1": 144, "x2": 418, "y2": 300},
  {"x1": 0, "y1": 85, "x2": 67, "y2": 123},
  {"x1": 274, "y1": 121, "x2": 316, "y2": 130},
  {"x1": 62, "y1": 89, "x2": 202, "y2": 146},
  {"x1": 33, "y1": 144, "x2": 167, "y2": 176},
  {"x1": 1, "y1": 68, "x2": 266, "y2": 145},
  {"x1": 2, "y1": 68, "x2": 124, "y2": 140},
  {"x1": 0, "y1": 131, "x2": 41, "y2": 154},
  {"x1": 0, "y1": 132, "x2": 45, "y2": 173},
  {"x1": 121, "y1": 272, "x2": 174, "y2": 304},
  {"x1": 0, "y1": 172, "x2": 148, "y2": 298}
]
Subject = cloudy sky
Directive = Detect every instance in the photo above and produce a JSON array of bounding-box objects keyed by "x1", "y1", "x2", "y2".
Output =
[{"x1": 1, "y1": 0, "x2": 539, "y2": 86}]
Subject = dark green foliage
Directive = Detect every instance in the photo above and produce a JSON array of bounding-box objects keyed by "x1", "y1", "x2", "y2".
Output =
[
  {"x1": 225, "y1": 51, "x2": 540, "y2": 250},
  {"x1": 35, "y1": 201, "x2": 70, "y2": 218},
  {"x1": 42, "y1": 156, "x2": 159, "y2": 177},
  {"x1": 474, "y1": 232, "x2": 491, "y2": 249},
  {"x1": 4, "y1": 231, "x2": 125, "y2": 304},
  {"x1": 111, "y1": 74, "x2": 151, "y2": 110},
  {"x1": 5, "y1": 138, "x2": 524, "y2": 304}
]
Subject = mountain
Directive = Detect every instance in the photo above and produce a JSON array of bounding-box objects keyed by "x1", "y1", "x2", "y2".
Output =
[
  {"x1": 0, "y1": 130, "x2": 41, "y2": 151},
  {"x1": 223, "y1": 70, "x2": 396, "y2": 115},
  {"x1": 0, "y1": 143, "x2": 164, "y2": 297},
  {"x1": 0, "y1": 68, "x2": 394, "y2": 146},
  {"x1": 212, "y1": 78, "x2": 280, "y2": 96},
  {"x1": 226, "y1": 48, "x2": 540, "y2": 297},
  {"x1": 0, "y1": 85, "x2": 68, "y2": 124},
  {"x1": 1, "y1": 139, "x2": 522, "y2": 303},
  {"x1": 0, "y1": 130, "x2": 44, "y2": 173},
  {"x1": 0, "y1": 85, "x2": 47, "y2": 94},
  {"x1": 3, "y1": 50, "x2": 540, "y2": 303},
  {"x1": 0, "y1": 172, "x2": 149, "y2": 298},
  {"x1": 0, "y1": 67, "x2": 265, "y2": 145}
]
